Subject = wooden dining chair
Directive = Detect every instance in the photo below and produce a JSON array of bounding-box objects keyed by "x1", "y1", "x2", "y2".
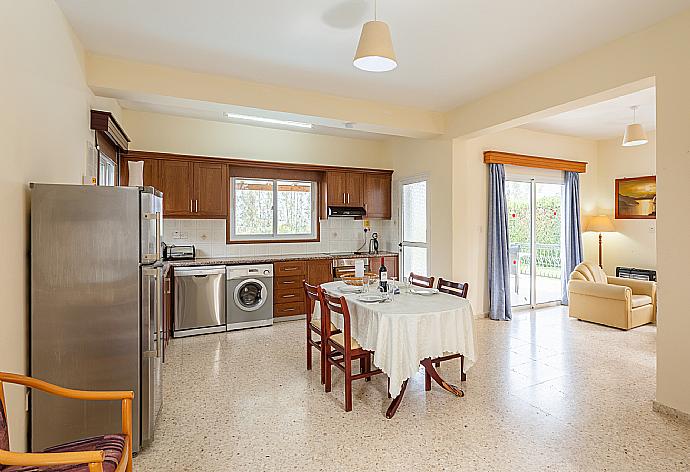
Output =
[
  {"x1": 0, "y1": 372, "x2": 133, "y2": 472},
  {"x1": 320, "y1": 288, "x2": 384, "y2": 412},
  {"x1": 409, "y1": 272, "x2": 435, "y2": 288},
  {"x1": 425, "y1": 279, "x2": 470, "y2": 390},
  {"x1": 304, "y1": 281, "x2": 341, "y2": 385}
]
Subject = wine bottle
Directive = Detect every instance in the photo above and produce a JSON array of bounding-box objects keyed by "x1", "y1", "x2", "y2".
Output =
[{"x1": 378, "y1": 257, "x2": 388, "y2": 292}]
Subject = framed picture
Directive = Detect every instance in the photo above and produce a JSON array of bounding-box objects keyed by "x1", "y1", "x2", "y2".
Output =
[{"x1": 615, "y1": 176, "x2": 656, "y2": 219}]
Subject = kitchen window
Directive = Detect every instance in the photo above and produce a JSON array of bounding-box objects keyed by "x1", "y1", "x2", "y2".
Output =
[
  {"x1": 98, "y1": 152, "x2": 116, "y2": 186},
  {"x1": 230, "y1": 177, "x2": 318, "y2": 242}
]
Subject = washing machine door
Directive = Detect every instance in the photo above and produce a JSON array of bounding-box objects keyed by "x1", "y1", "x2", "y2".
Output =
[{"x1": 234, "y1": 278, "x2": 268, "y2": 312}]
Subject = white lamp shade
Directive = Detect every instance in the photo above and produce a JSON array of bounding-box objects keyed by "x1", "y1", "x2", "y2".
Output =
[
  {"x1": 353, "y1": 21, "x2": 397, "y2": 72},
  {"x1": 585, "y1": 215, "x2": 615, "y2": 233},
  {"x1": 622, "y1": 123, "x2": 648, "y2": 147}
]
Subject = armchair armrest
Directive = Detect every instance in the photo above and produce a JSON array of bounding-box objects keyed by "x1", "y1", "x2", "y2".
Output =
[
  {"x1": 0, "y1": 372, "x2": 133, "y2": 401},
  {"x1": 0, "y1": 449, "x2": 104, "y2": 470},
  {"x1": 607, "y1": 276, "x2": 657, "y2": 298},
  {"x1": 568, "y1": 280, "x2": 631, "y2": 301}
]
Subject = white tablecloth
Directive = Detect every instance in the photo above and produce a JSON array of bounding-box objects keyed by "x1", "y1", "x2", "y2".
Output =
[{"x1": 315, "y1": 281, "x2": 477, "y2": 397}]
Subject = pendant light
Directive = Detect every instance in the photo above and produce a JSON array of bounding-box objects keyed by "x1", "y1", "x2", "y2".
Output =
[
  {"x1": 353, "y1": 0, "x2": 397, "y2": 72},
  {"x1": 622, "y1": 105, "x2": 648, "y2": 147}
]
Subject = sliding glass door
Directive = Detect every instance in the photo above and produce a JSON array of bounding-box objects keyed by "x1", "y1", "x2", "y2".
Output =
[{"x1": 506, "y1": 178, "x2": 563, "y2": 308}]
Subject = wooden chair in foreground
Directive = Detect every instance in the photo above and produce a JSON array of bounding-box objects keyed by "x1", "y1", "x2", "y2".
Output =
[
  {"x1": 320, "y1": 288, "x2": 384, "y2": 412},
  {"x1": 425, "y1": 278, "x2": 470, "y2": 390},
  {"x1": 409, "y1": 272, "x2": 435, "y2": 289},
  {"x1": 304, "y1": 281, "x2": 341, "y2": 384},
  {"x1": 0, "y1": 372, "x2": 133, "y2": 472}
]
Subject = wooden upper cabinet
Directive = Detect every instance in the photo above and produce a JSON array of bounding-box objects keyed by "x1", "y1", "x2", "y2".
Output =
[
  {"x1": 120, "y1": 157, "x2": 160, "y2": 188},
  {"x1": 326, "y1": 171, "x2": 364, "y2": 207},
  {"x1": 193, "y1": 162, "x2": 228, "y2": 217},
  {"x1": 326, "y1": 172, "x2": 348, "y2": 206},
  {"x1": 364, "y1": 173, "x2": 392, "y2": 219},
  {"x1": 159, "y1": 160, "x2": 194, "y2": 216}
]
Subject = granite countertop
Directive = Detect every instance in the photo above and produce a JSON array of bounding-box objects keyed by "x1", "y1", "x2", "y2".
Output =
[{"x1": 163, "y1": 251, "x2": 398, "y2": 273}]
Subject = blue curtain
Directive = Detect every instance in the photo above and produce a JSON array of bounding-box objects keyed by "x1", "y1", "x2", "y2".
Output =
[
  {"x1": 562, "y1": 171, "x2": 584, "y2": 305},
  {"x1": 488, "y1": 164, "x2": 512, "y2": 320}
]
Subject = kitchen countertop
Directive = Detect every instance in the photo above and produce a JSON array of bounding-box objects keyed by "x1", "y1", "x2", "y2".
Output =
[{"x1": 162, "y1": 251, "x2": 398, "y2": 274}]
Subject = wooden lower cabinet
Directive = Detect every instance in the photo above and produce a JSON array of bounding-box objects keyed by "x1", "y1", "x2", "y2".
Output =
[
  {"x1": 369, "y1": 256, "x2": 399, "y2": 279},
  {"x1": 273, "y1": 258, "x2": 333, "y2": 318}
]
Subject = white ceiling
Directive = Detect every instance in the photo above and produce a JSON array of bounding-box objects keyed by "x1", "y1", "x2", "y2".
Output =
[
  {"x1": 522, "y1": 87, "x2": 656, "y2": 140},
  {"x1": 57, "y1": 0, "x2": 689, "y2": 111}
]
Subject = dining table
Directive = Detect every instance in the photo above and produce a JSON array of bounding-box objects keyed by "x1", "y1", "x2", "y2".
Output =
[{"x1": 315, "y1": 280, "x2": 477, "y2": 418}]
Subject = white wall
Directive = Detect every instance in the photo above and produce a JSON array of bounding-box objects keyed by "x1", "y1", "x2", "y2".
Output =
[
  {"x1": 123, "y1": 109, "x2": 390, "y2": 169},
  {"x1": 384, "y1": 138, "x2": 454, "y2": 280},
  {"x1": 0, "y1": 0, "x2": 99, "y2": 451},
  {"x1": 452, "y1": 128, "x2": 599, "y2": 315},
  {"x1": 593, "y1": 132, "x2": 657, "y2": 274}
]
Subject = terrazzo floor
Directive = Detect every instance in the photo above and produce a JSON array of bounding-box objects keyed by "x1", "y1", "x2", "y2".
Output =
[{"x1": 134, "y1": 306, "x2": 690, "y2": 471}]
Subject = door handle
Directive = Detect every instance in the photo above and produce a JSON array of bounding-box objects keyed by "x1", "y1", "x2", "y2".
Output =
[
  {"x1": 343, "y1": 193, "x2": 346, "y2": 204},
  {"x1": 347, "y1": 193, "x2": 350, "y2": 204},
  {"x1": 190, "y1": 200, "x2": 193, "y2": 212},
  {"x1": 282, "y1": 294, "x2": 296, "y2": 299},
  {"x1": 195, "y1": 199, "x2": 199, "y2": 212}
]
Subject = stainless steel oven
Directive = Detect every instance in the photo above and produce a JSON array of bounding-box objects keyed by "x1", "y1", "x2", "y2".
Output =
[{"x1": 332, "y1": 256, "x2": 371, "y2": 280}]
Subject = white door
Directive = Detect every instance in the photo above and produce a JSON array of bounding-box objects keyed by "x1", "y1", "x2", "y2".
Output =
[{"x1": 400, "y1": 177, "x2": 429, "y2": 279}]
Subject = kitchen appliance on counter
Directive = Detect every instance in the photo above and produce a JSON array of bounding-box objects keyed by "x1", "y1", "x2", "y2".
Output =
[
  {"x1": 226, "y1": 264, "x2": 274, "y2": 330},
  {"x1": 30, "y1": 184, "x2": 163, "y2": 453},
  {"x1": 163, "y1": 244, "x2": 196, "y2": 261},
  {"x1": 173, "y1": 266, "x2": 226, "y2": 337}
]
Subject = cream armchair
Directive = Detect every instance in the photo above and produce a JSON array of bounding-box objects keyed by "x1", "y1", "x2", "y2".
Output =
[{"x1": 568, "y1": 262, "x2": 656, "y2": 330}]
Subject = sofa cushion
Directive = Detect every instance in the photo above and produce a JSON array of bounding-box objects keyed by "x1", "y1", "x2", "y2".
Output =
[
  {"x1": 570, "y1": 262, "x2": 607, "y2": 284},
  {"x1": 631, "y1": 294, "x2": 653, "y2": 309},
  {"x1": 2, "y1": 434, "x2": 126, "y2": 472}
]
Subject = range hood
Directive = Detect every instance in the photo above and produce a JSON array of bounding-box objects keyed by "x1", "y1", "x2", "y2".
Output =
[{"x1": 327, "y1": 206, "x2": 366, "y2": 217}]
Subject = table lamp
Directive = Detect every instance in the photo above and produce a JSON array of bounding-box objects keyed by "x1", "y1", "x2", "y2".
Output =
[{"x1": 585, "y1": 215, "x2": 615, "y2": 269}]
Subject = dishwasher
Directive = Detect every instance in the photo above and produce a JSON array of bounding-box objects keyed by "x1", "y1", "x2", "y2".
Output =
[{"x1": 173, "y1": 266, "x2": 226, "y2": 337}]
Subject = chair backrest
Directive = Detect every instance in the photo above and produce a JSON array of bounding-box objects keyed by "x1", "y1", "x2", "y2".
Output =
[
  {"x1": 409, "y1": 272, "x2": 435, "y2": 288},
  {"x1": 570, "y1": 262, "x2": 607, "y2": 284},
  {"x1": 0, "y1": 382, "x2": 9, "y2": 450},
  {"x1": 437, "y1": 278, "x2": 469, "y2": 298},
  {"x1": 304, "y1": 281, "x2": 319, "y2": 321},
  {"x1": 320, "y1": 288, "x2": 354, "y2": 352}
]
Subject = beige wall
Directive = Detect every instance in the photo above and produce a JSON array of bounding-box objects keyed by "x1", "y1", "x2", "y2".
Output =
[
  {"x1": 123, "y1": 109, "x2": 390, "y2": 169},
  {"x1": 0, "y1": 0, "x2": 99, "y2": 451},
  {"x1": 593, "y1": 132, "x2": 657, "y2": 274},
  {"x1": 451, "y1": 128, "x2": 599, "y2": 314},
  {"x1": 444, "y1": 9, "x2": 690, "y2": 416},
  {"x1": 384, "y1": 138, "x2": 454, "y2": 279}
]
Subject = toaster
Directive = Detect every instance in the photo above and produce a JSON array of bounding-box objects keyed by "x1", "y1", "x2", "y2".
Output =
[{"x1": 163, "y1": 244, "x2": 196, "y2": 261}]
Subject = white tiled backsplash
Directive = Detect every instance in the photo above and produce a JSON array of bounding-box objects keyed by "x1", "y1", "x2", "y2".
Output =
[{"x1": 163, "y1": 218, "x2": 399, "y2": 258}]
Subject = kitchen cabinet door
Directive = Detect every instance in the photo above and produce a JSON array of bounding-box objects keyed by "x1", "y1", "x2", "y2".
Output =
[
  {"x1": 193, "y1": 162, "x2": 228, "y2": 218},
  {"x1": 120, "y1": 158, "x2": 160, "y2": 189},
  {"x1": 159, "y1": 160, "x2": 193, "y2": 217},
  {"x1": 364, "y1": 173, "x2": 391, "y2": 219},
  {"x1": 346, "y1": 172, "x2": 365, "y2": 207},
  {"x1": 306, "y1": 259, "x2": 333, "y2": 286},
  {"x1": 326, "y1": 172, "x2": 348, "y2": 206}
]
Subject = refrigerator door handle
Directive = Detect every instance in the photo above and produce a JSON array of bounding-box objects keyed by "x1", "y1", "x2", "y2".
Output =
[
  {"x1": 142, "y1": 267, "x2": 159, "y2": 358},
  {"x1": 156, "y1": 269, "x2": 162, "y2": 359}
]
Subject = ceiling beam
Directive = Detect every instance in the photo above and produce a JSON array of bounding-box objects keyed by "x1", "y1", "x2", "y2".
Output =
[{"x1": 85, "y1": 53, "x2": 445, "y2": 139}]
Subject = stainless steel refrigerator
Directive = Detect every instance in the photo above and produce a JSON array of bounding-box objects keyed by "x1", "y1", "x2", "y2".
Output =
[{"x1": 30, "y1": 184, "x2": 163, "y2": 452}]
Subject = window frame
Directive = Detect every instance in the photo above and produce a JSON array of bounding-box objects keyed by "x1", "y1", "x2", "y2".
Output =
[{"x1": 228, "y1": 176, "x2": 320, "y2": 243}]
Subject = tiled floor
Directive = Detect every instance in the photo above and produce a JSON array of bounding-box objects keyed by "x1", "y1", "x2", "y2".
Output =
[{"x1": 134, "y1": 307, "x2": 690, "y2": 471}]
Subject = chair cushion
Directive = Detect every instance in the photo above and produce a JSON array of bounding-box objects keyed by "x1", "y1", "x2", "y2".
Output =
[
  {"x1": 310, "y1": 318, "x2": 338, "y2": 334},
  {"x1": 2, "y1": 434, "x2": 126, "y2": 472},
  {"x1": 330, "y1": 333, "x2": 361, "y2": 350},
  {"x1": 1, "y1": 399, "x2": 8, "y2": 451},
  {"x1": 570, "y1": 262, "x2": 607, "y2": 284},
  {"x1": 631, "y1": 294, "x2": 653, "y2": 308}
]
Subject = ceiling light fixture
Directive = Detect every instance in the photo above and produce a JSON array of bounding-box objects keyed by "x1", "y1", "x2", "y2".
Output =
[
  {"x1": 223, "y1": 112, "x2": 313, "y2": 129},
  {"x1": 622, "y1": 105, "x2": 648, "y2": 147},
  {"x1": 353, "y1": 0, "x2": 397, "y2": 72}
]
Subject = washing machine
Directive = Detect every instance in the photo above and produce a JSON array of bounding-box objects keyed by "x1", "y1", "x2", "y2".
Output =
[{"x1": 226, "y1": 264, "x2": 274, "y2": 331}]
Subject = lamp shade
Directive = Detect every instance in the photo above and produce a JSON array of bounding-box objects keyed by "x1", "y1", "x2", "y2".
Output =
[
  {"x1": 585, "y1": 215, "x2": 615, "y2": 233},
  {"x1": 353, "y1": 21, "x2": 397, "y2": 72},
  {"x1": 622, "y1": 123, "x2": 648, "y2": 147}
]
